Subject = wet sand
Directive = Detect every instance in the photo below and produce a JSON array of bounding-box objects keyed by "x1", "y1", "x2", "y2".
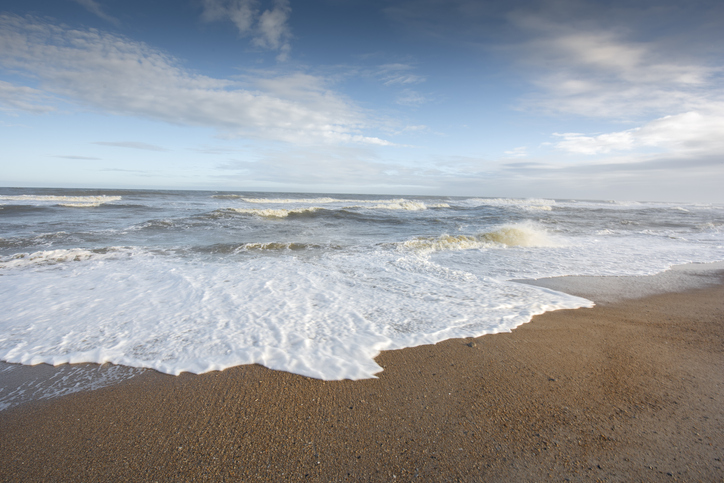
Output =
[{"x1": 1, "y1": 276, "x2": 723, "y2": 481}]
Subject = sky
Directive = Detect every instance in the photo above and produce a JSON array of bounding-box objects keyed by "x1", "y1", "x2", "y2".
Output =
[{"x1": 1, "y1": 0, "x2": 723, "y2": 202}]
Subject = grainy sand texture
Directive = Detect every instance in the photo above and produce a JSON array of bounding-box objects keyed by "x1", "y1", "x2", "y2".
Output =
[{"x1": 1, "y1": 275, "x2": 723, "y2": 482}]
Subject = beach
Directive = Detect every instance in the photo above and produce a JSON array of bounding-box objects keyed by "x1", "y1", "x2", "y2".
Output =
[
  {"x1": 1, "y1": 270, "x2": 722, "y2": 482},
  {"x1": 3, "y1": 1, "x2": 724, "y2": 480}
]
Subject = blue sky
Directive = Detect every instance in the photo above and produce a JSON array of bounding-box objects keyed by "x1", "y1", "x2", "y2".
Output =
[{"x1": 1, "y1": 0, "x2": 723, "y2": 201}]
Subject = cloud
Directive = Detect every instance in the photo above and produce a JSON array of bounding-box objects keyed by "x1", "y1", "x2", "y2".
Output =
[
  {"x1": 71, "y1": 0, "x2": 119, "y2": 25},
  {"x1": 53, "y1": 155, "x2": 102, "y2": 160},
  {"x1": 202, "y1": 0, "x2": 255, "y2": 31},
  {"x1": 0, "y1": 81, "x2": 56, "y2": 114},
  {"x1": 503, "y1": 146, "x2": 528, "y2": 158},
  {"x1": 508, "y1": 4, "x2": 724, "y2": 120},
  {"x1": 396, "y1": 89, "x2": 428, "y2": 106},
  {"x1": 93, "y1": 142, "x2": 169, "y2": 152},
  {"x1": 384, "y1": 0, "x2": 724, "y2": 122},
  {"x1": 0, "y1": 14, "x2": 386, "y2": 145},
  {"x1": 217, "y1": 145, "x2": 417, "y2": 189},
  {"x1": 554, "y1": 110, "x2": 724, "y2": 156},
  {"x1": 201, "y1": 0, "x2": 292, "y2": 61},
  {"x1": 376, "y1": 63, "x2": 426, "y2": 86}
]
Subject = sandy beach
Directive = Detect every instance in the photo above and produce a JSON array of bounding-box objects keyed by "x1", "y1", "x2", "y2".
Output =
[{"x1": 1, "y1": 273, "x2": 723, "y2": 482}]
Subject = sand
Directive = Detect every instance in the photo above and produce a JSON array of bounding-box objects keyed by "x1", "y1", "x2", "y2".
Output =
[{"x1": 1, "y1": 275, "x2": 723, "y2": 482}]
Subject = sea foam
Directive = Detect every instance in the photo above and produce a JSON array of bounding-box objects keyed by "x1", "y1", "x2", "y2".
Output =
[
  {"x1": 0, "y1": 195, "x2": 121, "y2": 207},
  {"x1": 0, "y1": 245, "x2": 591, "y2": 380},
  {"x1": 1, "y1": 190, "x2": 722, "y2": 382}
]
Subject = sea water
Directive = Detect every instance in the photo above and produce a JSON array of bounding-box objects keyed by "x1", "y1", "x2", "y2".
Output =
[{"x1": 1, "y1": 188, "x2": 722, "y2": 381}]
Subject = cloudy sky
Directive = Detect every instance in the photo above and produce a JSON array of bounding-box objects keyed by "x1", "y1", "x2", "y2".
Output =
[{"x1": 1, "y1": 0, "x2": 723, "y2": 201}]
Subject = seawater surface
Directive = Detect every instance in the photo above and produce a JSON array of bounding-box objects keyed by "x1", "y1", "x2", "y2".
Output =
[{"x1": 1, "y1": 188, "x2": 723, "y2": 380}]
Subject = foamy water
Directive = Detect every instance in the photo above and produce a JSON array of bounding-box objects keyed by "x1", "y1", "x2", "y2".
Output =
[{"x1": 1, "y1": 188, "x2": 722, "y2": 380}]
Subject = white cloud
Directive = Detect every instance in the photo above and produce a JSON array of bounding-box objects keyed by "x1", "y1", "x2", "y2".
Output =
[
  {"x1": 217, "y1": 145, "x2": 412, "y2": 189},
  {"x1": 202, "y1": 0, "x2": 257, "y2": 33},
  {"x1": 503, "y1": 146, "x2": 528, "y2": 158},
  {"x1": 399, "y1": 125, "x2": 427, "y2": 132},
  {"x1": 0, "y1": 80, "x2": 56, "y2": 113},
  {"x1": 255, "y1": 1, "x2": 291, "y2": 49},
  {"x1": 0, "y1": 14, "x2": 386, "y2": 145},
  {"x1": 510, "y1": 12, "x2": 723, "y2": 120},
  {"x1": 71, "y1": 0, "x2": 119, "y2": 25},
  {"x1": 396, "y1": 89, "x2": 428, "y2": 106},
  {"x1": 555, "y1": 110, "x2": 724, "y2": 156},
  {"x1": 201, "y1": 0, "x2": 292, "y2": 61},
  {"x1": 376, "y1": 63, "x2": 427, "y2": 86}
]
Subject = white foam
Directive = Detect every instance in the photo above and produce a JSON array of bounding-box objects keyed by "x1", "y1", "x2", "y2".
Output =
[
  {"x1": 0, "y1": 195, "x2": 121, "y2": 207},
  {"x1": 466, "y1": 198, "x2": 556, "y2": 210},
  {"x1": 0, "y1": 246, "x2": 591, "y2": 380},
  {"x1": 224, "y1": 202, "x2": 448, "y2": 216},
  {"x1": 371, "y1": 201, "x2": 429, "y2": 211},
  {"x1": 0, "y1": 247, "x2": 131, "y2": 269},
  {"x1": 240, "y1": 197, "x2": 410, "y2": 204},
  {"x1": 226, "y1": 207, "x2": 322, "y2": 218}
]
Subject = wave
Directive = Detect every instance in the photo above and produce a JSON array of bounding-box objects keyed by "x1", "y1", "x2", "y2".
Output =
[
  {"x1": 464, "y1": 198, "x2": 555, "y2": 211},
  {"x1": 228, "y1": 197, "x2": 449, "y2": 208},
  {"x1": 217, "y1": 201, "x2": 449, "y2": 218},
  {"x1": 697, "y1": 222, "x2": 723, "y2": 232},
  {"x1": 401, "y1": 223, "x2": 558, "y2": 253},
  {"x1": 224, "y1": 207, "x2": 323, "y2": 218},
  {"x1": 0, "y1": 195, "x2": 121, "y2": 207},
  {"x1": 369, "y1": 202, "x2": 449, "y2": 211},
  {"x1": 236, "y1": 242, "x2": 330, "y2": 252},
  {"x1": 0, "y1": 247, "x2": 132, "y2": 269},
  {"x1": 234, "y1": 197, "x2": 408, "y2": 204}
]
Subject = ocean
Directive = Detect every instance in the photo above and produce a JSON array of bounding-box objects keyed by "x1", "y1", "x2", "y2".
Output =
[{"x1": 1, "y1": 188, "x2": 722, "y2": 383}]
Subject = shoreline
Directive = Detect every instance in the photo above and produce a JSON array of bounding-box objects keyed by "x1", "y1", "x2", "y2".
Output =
[
  {"x1": 2, "y1": 261, "x2": 722, "y2": 412},
  {"x1": 1, "y1": 266, "x2": 723, "y2": 481},
  {"x1": 516, "y1": 260, "x2": 724, "y2": 305}
]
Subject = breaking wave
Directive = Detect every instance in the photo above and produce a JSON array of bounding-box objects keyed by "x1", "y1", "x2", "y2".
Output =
[
  {"x1": 0, "y1": 247, "x2": 132, "y2": 269},
  {"x1": 217, "y1": 202, "x2": 450, "y2": 218},
  {"x1": 235, "y1": 242, "x2": 329, "y2": 252},
  {"x1": 467, "y1": 198, "x2": 555, "y2": 211},
  {"x1": 225, "y1": 207, "x2": 323, "y2": 218},
  {"x1": 370, "y1": 201, "x2": 448, "y2": 211},
  {"x1": 401, "y1": 223, "x2": 558, "y2": 253},
  {"x1": 0, "y1": 195, "x2": 121, "y2": 207},
  {"x1": 236, "y1": 197, "x2": 409, "y2": 204}
]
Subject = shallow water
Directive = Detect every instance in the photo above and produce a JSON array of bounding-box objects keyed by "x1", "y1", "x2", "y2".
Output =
[{"x1": 1, "y1": 188, "x2": 722, "y2": 380}]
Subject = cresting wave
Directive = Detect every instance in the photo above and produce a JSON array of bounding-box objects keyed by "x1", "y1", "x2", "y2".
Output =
[
  {"x1": 371, "y1": 202, "x2": 449, "y2": 210},
  {"x1": 235, "y1": 242, "x2": 328, "y2": 252},
  {"x1": 219, "y1": 196, "x2": 451, "y2": 209},
  {"x1": 0, "y1": 195, "x2": 121, "y2": 207},
  {"x1": 466, "y1": 198, "x2": 555, "y2": 211},
  {"x1": 0, "y1": 247, "x2": 132, "y2": 269},
  {"x1": 225, "y1": 207, "x2": 323, "y2": 218},
  {"x1": 221, "y1": 202, "x2": 449, "y2": 217},
  {"x1": 401, "y1": 223, "x2": 558, "y2": 253},
  {"x1": 234, "y1": 197, "x2": 411, "y2": 204}
]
